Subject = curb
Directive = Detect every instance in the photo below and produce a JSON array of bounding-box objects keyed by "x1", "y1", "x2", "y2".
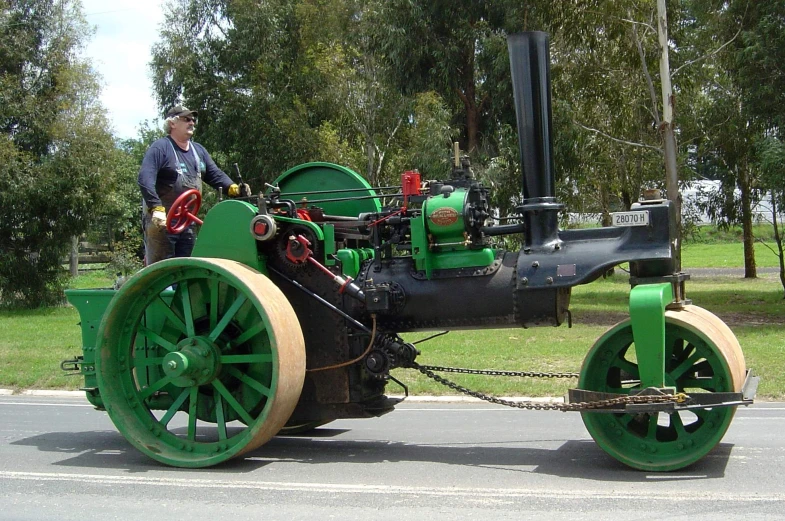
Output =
[
  {"x1": 0, "y1": 389, "x2": 564, "y2": 403},
  {"x1": 387, "y1": 394, "x2": 564, "y2": 403},
  {"x1": 0, "y1": 389, "x2": 85, "y2": 398}
]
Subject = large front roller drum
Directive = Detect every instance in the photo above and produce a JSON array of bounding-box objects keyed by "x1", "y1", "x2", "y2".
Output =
[
  {"x1": 95, "y1": 258, "x2": 305, "y2": 468},
  {"x1": 579, "y1": 305, "x2": 745, "y2": 471}
]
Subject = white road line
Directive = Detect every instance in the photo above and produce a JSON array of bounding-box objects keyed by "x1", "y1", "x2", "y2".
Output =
[{"x1": 0, "y1": 471, "x2": 782, "y2": 502}]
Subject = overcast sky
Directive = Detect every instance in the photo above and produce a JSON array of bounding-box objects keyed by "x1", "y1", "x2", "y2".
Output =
[{"x1": 81, "y1": 1, "x2": 166, "y2": 140}]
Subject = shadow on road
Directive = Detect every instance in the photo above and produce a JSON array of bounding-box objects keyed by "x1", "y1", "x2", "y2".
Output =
[{"x1": 11, "y1": 427, "x2": 732, "y2": 480}]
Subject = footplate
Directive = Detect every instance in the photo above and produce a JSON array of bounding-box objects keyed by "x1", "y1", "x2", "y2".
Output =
[{"x1": 568, "y1": 370, "x2": 758, "y2": 413}]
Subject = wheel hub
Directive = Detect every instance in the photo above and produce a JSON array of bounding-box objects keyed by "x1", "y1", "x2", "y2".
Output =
[{"x1": 163, "y1": 337, "x2": 222, "y2": 387}]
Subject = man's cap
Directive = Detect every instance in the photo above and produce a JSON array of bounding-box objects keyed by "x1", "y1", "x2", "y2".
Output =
[{"x1": 166, "y1": 105, "x2": 198, "y2": 119}]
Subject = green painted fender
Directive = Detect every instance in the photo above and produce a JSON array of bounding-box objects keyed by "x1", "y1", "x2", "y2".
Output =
[{"x1": 270, "y1": 162, "x2": 381, "y2": 217}]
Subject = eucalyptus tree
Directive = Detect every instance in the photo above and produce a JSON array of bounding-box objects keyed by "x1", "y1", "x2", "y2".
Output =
[
  {"x1": 152, "y1": 0, "x2": 324, "y2": 187},
  {"x1": 727, "y1": 0, "x2": 785, "y2": 281},
  {"x1": 682, "y1": 0, "x2": 785, "y2": 278},
  {"x1": 545, "y1": 0, "x2": 704, "y2": 240},
  {"x1": 366, "y1": 0, "x2": 535, "y2": 157},
  {"x1": 756, "y1": 137, "x2": 785, "y2": 295}
]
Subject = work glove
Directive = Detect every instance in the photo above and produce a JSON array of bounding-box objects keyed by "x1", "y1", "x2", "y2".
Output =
[
  {"x1": 228, "y1": 183, "x2": 251, "y2": 198},
  {"x1": 150, "y1": 206, "x2": 167, "y2": 228}
]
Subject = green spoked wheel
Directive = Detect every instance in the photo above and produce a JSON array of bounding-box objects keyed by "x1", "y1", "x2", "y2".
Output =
[
  {"x1": 95, "y1": 257, "x2": 305, "y2": 468},
  {"x1": 579, "y1": 305, "x2": 745, "y2": 471}
]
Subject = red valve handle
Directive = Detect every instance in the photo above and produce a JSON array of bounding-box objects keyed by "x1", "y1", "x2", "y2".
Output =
[{"x1": 167, "y1": 189, "x2": 203, "y2": 234}]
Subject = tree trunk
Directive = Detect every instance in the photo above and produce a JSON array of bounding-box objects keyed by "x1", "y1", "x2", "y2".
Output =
[
  {"x1": 738, "y1": 163, "x2": 757, "y2": 278},
  {"x1": 771, "y1": 196, "x2": 785, "y2": 297},
  {"x1": 466, "y1": 100, "x2": 479, "y2": 153},
  {"x1": 458, "y1": 42, "x2": 480, "y2": 153},
  {"x1": 366, "y1": 138, "x2": 375, "y2": 186},
  {"x1": 600, "y1": 183, "x2": 612, "y2": 227},
  {"x1": 69, "y1": 236, "x2": 79, "y2": 277},
  {"x1": 658, "y1": 0, "x2": 681, "y2": 272}
]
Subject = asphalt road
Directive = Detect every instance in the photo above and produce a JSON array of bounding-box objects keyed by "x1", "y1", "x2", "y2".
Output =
[{"x1": 1, "y1": 395, "x2": 783, "y2": 520}]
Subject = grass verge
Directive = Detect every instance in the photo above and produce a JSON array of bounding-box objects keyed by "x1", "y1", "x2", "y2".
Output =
[{"x1": 1, "y1": 270, "x2": 782, "y2": 400}]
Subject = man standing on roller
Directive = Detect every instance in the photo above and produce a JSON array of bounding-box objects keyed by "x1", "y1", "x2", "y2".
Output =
[{"x1": 138, "y1": 105, "x2": 249, "y2": 264}]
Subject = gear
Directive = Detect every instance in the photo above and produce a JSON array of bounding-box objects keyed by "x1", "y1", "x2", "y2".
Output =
[
  {"x1": 363, "y1": 335, "x2": 403, "y2": 380},
  {"x1": 275, "y1": 224, "x2": 321, "y2": 269},
  {"x1": 364, "y1": 349, "x2": 391, "y2": 380},
  {"x1": 365, "y1": 344, "x2": 400, "y2": 380}
]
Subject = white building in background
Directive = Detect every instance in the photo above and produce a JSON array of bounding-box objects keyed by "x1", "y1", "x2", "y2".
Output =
[
  {"x1": 681, "y1": 180, "x2": 782, "y2": 225},
  {"x1": 568, "y1": 181, "x2": 782, "y2": 227}
]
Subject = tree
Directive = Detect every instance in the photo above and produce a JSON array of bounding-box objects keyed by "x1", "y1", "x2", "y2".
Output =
[
  {"x1": 151, "y1": 0, "x2": 459, "y2": 188},
  {"x1": 367, "y1": 0, "x2": 531, "y2": 156},
  {"x1": 543, "y1": 1, "x2": 696, "y2": 237},
  {"x1": 152, "y1": 0, "x2": 325, "y2": 187},
  {"x1": 722, "y1": 0, "x2": 785, "y2": 287},
  {"x1": 684, "y1": 0, "x2": 785, "y2": 278},
  {"x1": 756, "y1": 137, "x2": 785, "y2": 295},
  {"x1": 301, "y1": 0, "x2": 411, "y2": 185},
  {"x1": 0, "y1": 0, "x2": 116, "y2": 307}
]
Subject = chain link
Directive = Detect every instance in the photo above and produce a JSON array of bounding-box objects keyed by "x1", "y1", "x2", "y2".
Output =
[
  {"x1": 417, "y1": 364, "x2": 580, "y2": 379},
  {"x1": 411, "y1": 363, "x2": 687, "y2": 412}
]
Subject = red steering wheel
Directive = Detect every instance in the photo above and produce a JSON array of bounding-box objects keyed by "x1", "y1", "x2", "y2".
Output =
[{"x1": 167, "y1": 189, "x2": 204, "y2": 234}]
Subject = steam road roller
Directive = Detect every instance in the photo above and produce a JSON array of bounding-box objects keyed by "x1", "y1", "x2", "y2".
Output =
[{"x1": 64, "y1": 32, "x2": 757, "y2": 470}]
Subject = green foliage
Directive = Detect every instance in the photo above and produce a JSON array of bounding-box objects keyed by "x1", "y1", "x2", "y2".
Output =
[
  {"x1": 724, "y1": 1, "x2": 785, "y2": 131},
  {"x1": 402, "y1": 92, "x2": 458, "y2": 179},
  {"x1": 0, "y1": 0, "x2": 117, "y2": 307},
  {"x1": 152, "y1": 0, "x2": 322, "y2": 186},
  {"x1": 367, "y1": 0, "x2": 530, "y2": 158}
]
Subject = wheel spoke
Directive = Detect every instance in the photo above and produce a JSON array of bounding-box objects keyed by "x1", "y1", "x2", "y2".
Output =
[
  {"x1": 212, "y1": 379, "x2": 254, "y2": 425},
  {"x1": 225, "y1": 366, "x2": 272, "y2": 397},
  {"x1": 646, "y1": 414, "x2": 658, "y2": 440},
  {"x1": 221, "y1": 353, "x2": 273, "y2": 364},
  {"x1": 137, "y1": 326, "x2": 178, "y2": 352},
  {"x1": 670, "y1": 412, "x2": 687, "y2": 438},
  {"x1": 692, "y1": 408, "x2": 710, "y2": 423},
  {"x1": 138, "y1": 374, "x2": 175, "y2": 401},
  {"x1": 181, "y1": 283, "x2": 196, "y2": 337},
  {"x1": 209, "y1": 278, "x2": 219, "y2": 331},
  {"x1": 667, "y1": 337, "x2": 683, "y2": 361},
  {"x1": 133, "y1": 357, "x2": 164, "y2": 368},
  {"x1": 156, "y1": 295, "x2": 187, "y2": 335},
  {"x1": 209, "y1": 293, "x2": 248, "y2": 342},
  {"x1": 187, "y1": 386, "x2": 198, "y2": 440},
  {"x1": 611, "y1": 357, "x2": 639, "y2": 378},
  {"x1": 232, "y1": 321, "x2": 267, "y2": 347},
  {"x1": 214, "y1": 388, "x2": 227, "y2": 441},
  {"x1": 669, "y1": 350, "x2": 703, "y2": 381},
  {"x1": 680, "y1": 377, "x2": 717, "y2": 391},
  {"x1": 160, "y1": 388, "x2": 191, "y2": 427}
]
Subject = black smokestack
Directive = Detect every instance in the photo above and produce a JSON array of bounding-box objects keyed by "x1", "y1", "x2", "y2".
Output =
[{"x1": 507, "y1": 32, "x2": 555, "y2": 202}]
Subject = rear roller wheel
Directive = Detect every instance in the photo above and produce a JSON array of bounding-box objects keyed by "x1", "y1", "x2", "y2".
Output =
[
  {"x1": 579, "y1": 305, "x2": 744, "y2": 471},
  {"x1": 96, "y1": 258, "x2": 305, "y2": 468}
]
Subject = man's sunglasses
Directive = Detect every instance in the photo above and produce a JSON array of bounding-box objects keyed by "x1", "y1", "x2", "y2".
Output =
[{"x1": 180, "y1": 116, "x2": 196, "y2": 123}]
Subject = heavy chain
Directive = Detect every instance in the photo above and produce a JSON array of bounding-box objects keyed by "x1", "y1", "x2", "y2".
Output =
[
  {"x1": 411, "y1": 363, "x2": 687, "y2": 412},
  {"x1": 417, "y1": 364, "x2": 580, "y2": 379}
]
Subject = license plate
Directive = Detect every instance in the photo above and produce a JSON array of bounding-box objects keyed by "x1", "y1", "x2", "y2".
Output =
[{"x1": 611, "y1": 211, "x2": 649, "y2": 227}]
